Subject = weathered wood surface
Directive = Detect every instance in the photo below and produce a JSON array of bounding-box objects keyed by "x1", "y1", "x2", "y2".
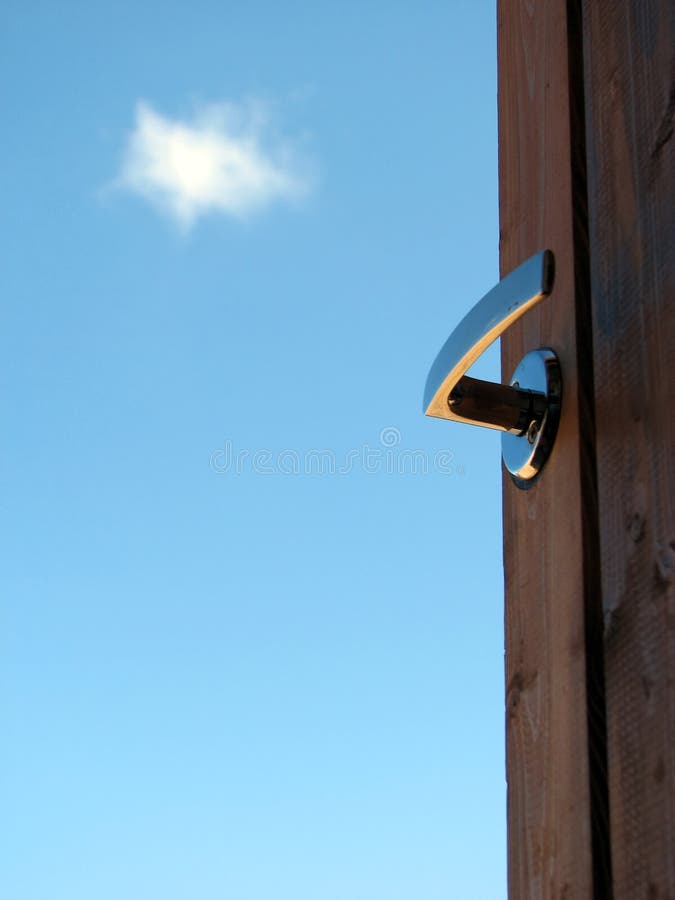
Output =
[
  {"x1": 498, "y1": 1, "x2": 600, "y2": 896},
  {"x1": 582, "y1": 1, "x2": 675, "y2": 896}
]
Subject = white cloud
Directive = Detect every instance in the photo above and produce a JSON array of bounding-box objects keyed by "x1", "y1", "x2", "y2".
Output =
[{"x1": 117, "y1": 100, "x2": 313, "y2": 229}]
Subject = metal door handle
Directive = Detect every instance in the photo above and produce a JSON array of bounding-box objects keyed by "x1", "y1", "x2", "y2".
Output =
[{"x1": 423, "y1": 249, "x2": 562, "y2": 487}]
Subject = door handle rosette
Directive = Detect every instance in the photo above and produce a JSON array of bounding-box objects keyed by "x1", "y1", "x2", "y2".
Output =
[{"x1": 423, "y1": 250, "x2": 561, "y2": 488}]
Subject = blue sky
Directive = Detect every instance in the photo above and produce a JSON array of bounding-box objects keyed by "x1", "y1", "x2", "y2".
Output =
[{"x1": 1, "y1": 2, "x2": 505, "y2": 898}]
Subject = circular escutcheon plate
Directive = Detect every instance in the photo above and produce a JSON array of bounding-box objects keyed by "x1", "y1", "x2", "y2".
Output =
[{"x1": 501, "y1": 349, "x2": 562, "y2": 489}]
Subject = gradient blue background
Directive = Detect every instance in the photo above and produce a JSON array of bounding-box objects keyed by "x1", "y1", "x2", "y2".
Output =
[{"x1": 0, "y1": 2, "x2": 505, "y2": 897}]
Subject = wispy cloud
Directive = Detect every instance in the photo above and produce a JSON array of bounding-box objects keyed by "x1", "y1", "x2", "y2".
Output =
[{"x1": 116, "y1": 100, "x2": 313, "y2": 229}]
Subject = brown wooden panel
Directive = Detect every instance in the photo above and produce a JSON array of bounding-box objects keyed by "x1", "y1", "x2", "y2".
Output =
[
  {"x1": 498, "y1": 1, "x2": 601, "y2": 895},
  {"x1": 582, "y1": 1, "x2": 675, "y2": 896}
]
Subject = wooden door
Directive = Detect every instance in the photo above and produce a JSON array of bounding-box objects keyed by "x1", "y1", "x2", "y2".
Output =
[{"x1": 498, "y1": 1, "x2": 673, "y2": 897}]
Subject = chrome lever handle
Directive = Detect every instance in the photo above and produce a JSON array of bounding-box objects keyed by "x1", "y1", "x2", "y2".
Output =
[{"x1": 423, "y1": 250, "x2": 562, "y2": 487}]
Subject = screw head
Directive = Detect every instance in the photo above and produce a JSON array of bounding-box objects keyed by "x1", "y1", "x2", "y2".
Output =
[{"x1": 526, "y1": 420, "x2": 540, "y2": 444}]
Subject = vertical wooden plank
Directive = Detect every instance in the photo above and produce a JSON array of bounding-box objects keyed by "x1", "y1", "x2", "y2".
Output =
[
  {"x1": 498, "y1": 1, "x2": 601, "y2": 895},
  {"x1": 583, "y1": 1, "x2": 675, "y2": 896}
]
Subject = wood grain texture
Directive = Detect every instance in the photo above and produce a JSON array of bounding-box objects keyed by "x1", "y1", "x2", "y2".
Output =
[
  {"x1": 582, "y1": 1, "x2": 675, "y2": 896},
  {"x1": 498, "y1": 1, "x2": 598, "y2": 896}
]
